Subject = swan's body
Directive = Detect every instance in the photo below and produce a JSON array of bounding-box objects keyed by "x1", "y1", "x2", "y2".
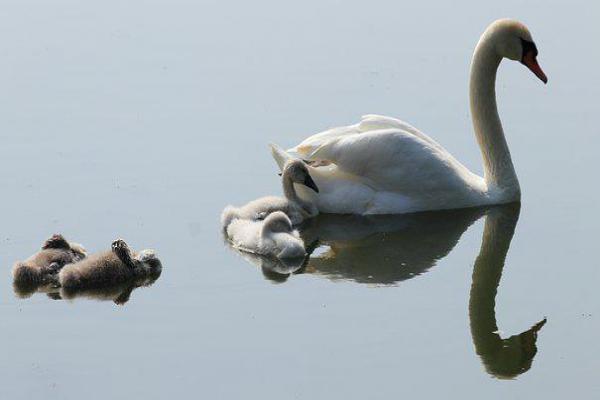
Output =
[
  {"x1": 225, "y1": 211, "x2": 305, "y2": 259},
  {"x1": 270, "y1": 19, "x2": 547, "y2": 215},
  {"x1": 221, "y1": 159, "x2": 319, "y2": 227}
]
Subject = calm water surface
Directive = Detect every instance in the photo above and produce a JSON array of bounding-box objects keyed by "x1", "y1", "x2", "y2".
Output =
[{"x1": 0, "y1": 0, "x2": 598, "y2": 398}]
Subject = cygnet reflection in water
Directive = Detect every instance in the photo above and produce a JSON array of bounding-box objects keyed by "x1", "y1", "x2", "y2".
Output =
[
  {"x1": 52, "y1": 269, "x2": 161, "y2": 305},
  {"x1": 12, "y1": 267, "x2": 161, "y2": 305},
  {"x1": 225, "y1": 243, "x2": 308, "y2": 284},
  {"x1": 22, "y1": 263, "x2": 162, "y2": 306}
]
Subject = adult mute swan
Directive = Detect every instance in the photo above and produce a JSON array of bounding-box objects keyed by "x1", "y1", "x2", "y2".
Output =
[
  {"x1": 221, "y1": 159, "x2": 319, "y2": 227},
  {"x1": 271, "y1": 19, "x2": 547, "y2": 215}
]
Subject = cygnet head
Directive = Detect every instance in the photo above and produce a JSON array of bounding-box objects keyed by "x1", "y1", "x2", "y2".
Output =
[
  {"x1": 282, "y1": 160, "x2": 319, "y2": 193},
  {"x1": 136, "y1": 249, "x2": 162, "y2": 277},
  {"x1": 481, "y1": 19, "x2": 547, "y2": 84},
  {"x1": 42, "y1": 234, "x2": 87, "y2": 261},
  {"x1": 261, "y1": 211, "x2": 293, "y2": 236},
  {"x1": 68, "y1": 242, "x2": 88, "y2": 261}
]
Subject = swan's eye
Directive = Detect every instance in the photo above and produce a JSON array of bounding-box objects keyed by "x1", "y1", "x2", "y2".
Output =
[{"x1": 520, "y1": 38, "x2": 538, "y2": 61}]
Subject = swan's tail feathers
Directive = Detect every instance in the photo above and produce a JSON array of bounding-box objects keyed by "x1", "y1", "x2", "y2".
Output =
[
  {"x1": 269, "y1": 143, "x2": 293, "y2": 171},
  {"x1": 221, "y1": 206, "x2": 240, "y2": 230}
]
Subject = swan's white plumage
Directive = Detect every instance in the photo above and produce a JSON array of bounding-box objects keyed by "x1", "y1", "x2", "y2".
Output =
[
  {"x1": 270, "y1": 20, "x2": 545, "y2": 215},
  {"x1": 272, "y1": 116, "x2": 487, "y2": 214}
]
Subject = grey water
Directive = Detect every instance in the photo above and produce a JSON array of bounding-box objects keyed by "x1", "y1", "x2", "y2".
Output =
[{"x1": 0, "y1": 0, "x2": 598, "y2": 398}]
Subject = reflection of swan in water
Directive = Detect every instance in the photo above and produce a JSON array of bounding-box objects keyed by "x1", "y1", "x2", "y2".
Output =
[
  {"x1": 469, "y1": 203, "x2": 546, "y2": 379},
  {"x1": 298, "y1": 207, "x2": 486, "y2": 285},
  {"x1": 226, "y1": 203, "x2": 545, "y2": 377},
  {"x1": 225, "y1": 207, "x2": 484, "y2": 284}
]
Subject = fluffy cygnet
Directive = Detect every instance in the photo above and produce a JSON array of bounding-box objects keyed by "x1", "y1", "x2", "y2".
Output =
[
  {"x1": 226, "y1": 211, "x2": 306, "y2": 259},
  {"x1": 58, "y1": 239, "x2": 161, "y2": 296},
  {"x1": 12, "y1": 234, "x2": 87, "y2": 297},
  {"x1": 221, "y1": 159, "x2": 319, "y2": 228}
]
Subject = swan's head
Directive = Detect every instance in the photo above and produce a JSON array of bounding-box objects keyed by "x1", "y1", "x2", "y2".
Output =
[
  {"x1": 282, "y1": 160, "x2": 319, "y2": 193},
  {"x1": 261, "y1": 211, "x2": 294, "y2": 235},
  {"x1": 485, "y1": 19, "x2": 547, "y2": 84}
]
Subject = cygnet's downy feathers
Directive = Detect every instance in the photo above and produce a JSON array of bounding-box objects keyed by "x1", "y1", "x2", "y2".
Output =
[
  {"x1": 221, "y1": 159, "x2": 319, "y2": 228},
  {"x1": 226, "y1": 211, "x2": 306, "y2": 259},
  {"x1": 58, "y1": 238, "x2": 162, "y2": 297},
  {"x1": 12, "y1": 234, "x2": 87, "y2": 297}
]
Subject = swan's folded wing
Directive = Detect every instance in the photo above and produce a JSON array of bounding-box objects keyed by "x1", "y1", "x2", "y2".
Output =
[
  {"x1": 358, "y1": 114, "x2": 442, "y2": 149},
  {"x1": 291, "y1": 123, "x2": 360, "y2": 158},
  {"x1": 291, "y1": 114, "x2": 441, "y2": 158},
  {"x1": 308, "y1": 128, "x2": 472, "y2": 193}
]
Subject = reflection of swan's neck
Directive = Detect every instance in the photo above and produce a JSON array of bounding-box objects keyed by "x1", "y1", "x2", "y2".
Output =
[
  {"x1": 283, "y1": 174, "x2": 312, "y2": 216},
  {"x1": 470, "y1": 36, "x2": 520, "y2": 199},
  {"x1": 469, "y1": 205, "x2": 544, "y2": 379},
  {"x1": 469, "y1": 208, "x2": 517, "y2": 336}
]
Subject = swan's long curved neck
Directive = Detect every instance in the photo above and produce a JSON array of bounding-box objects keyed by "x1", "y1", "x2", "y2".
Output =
[
  {"x1": 282, "y1": 176, "x2": 312, "y2": 215},
  {"x1": 470, "y1": 38, "x2": 520, "y2": 199}
]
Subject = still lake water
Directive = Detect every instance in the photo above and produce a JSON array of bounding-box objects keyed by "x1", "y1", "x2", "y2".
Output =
[{"x1": 0, "y1": 0, "x2": 598, "y2": 398}]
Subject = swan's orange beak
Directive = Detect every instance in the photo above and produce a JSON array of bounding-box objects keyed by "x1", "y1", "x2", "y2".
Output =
[{"x1": 522, "y1": 52, "x2": 548, "y2": 84}]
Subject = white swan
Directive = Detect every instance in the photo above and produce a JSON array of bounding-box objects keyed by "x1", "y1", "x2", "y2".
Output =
[
  {"x1": 270, "y1": 19, "x2": 547, "y2": 215},
  {"x1": 225, "y1": 211, "x2": 306, "y2": 259},
  {"x1": 221, "y1": 159, "x2": 319, "y2": 226}
]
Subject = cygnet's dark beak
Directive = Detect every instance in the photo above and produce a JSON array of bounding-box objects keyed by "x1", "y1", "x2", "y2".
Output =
[{"x1": 302, "y1": 174, "x2": 319, "y2": 193}]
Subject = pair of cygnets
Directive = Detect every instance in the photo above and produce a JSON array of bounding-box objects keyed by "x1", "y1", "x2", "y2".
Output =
[
  {"x1": 12, "y1": 234, "x2": 162, "y2": 298},
  {"x1": 222, "y1": 159, "x2": 319, "y2": 259}
]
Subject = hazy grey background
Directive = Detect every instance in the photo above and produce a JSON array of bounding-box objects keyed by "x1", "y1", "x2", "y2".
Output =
[{"x1": 0, "y1": 0, "x2": 598, "y2": 398}]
